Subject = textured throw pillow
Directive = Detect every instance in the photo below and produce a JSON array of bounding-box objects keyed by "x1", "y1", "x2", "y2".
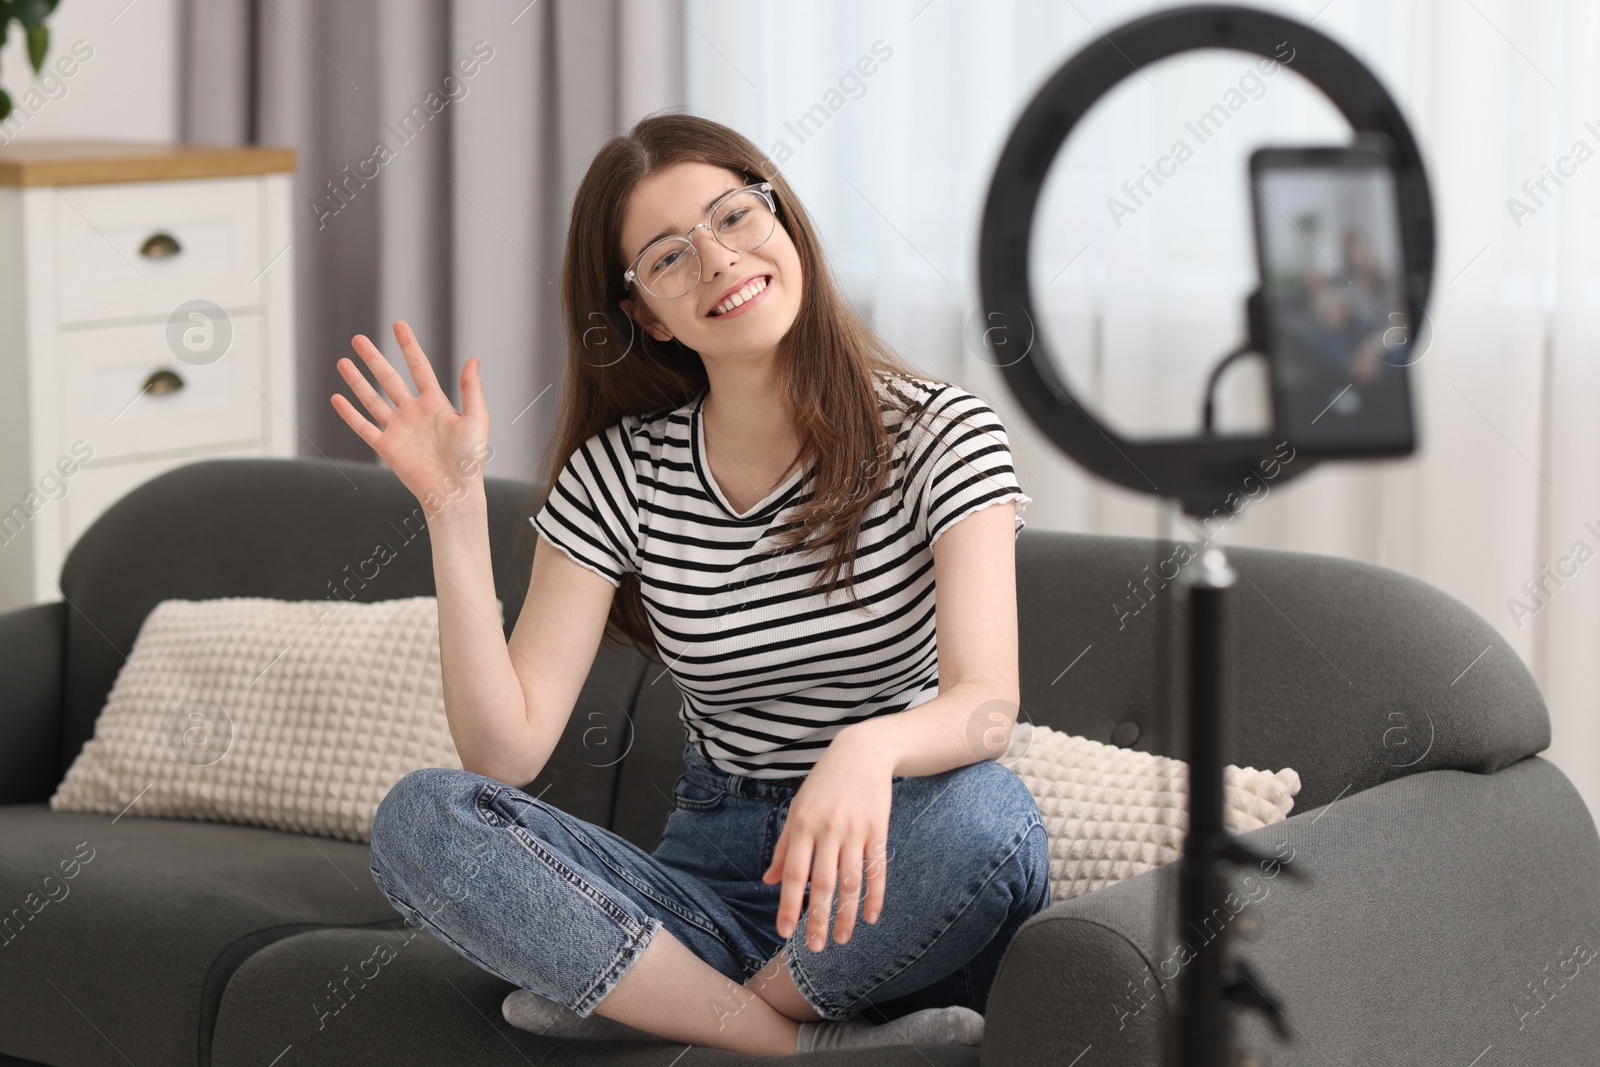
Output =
[
  {"x1": 50, "y1": 595, "x2": 501, "y2": 844},
  {"x1": 999, "y1": 721, "x2": 1300, "y2": 902}
]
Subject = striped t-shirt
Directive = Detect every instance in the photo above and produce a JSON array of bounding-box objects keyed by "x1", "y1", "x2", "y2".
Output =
[{"x1": 529, "y1": 371, "x2": 1032, "y2": 778}]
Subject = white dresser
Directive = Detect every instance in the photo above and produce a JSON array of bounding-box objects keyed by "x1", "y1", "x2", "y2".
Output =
[{"x1": 0, "y1": 141, "x2": 298, "y2": 613}]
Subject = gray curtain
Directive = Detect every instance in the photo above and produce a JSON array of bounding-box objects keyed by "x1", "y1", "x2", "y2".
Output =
[{"x1": 179, "y1": 0, "x2": 685, "y2": 483}]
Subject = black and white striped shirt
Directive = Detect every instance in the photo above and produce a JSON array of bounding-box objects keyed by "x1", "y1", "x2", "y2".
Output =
[{"x1": 530, "y1": 371, "x2": 1031, "y2": 778}]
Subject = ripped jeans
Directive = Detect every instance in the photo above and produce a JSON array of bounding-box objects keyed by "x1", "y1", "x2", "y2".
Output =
[{"x1": 367, "y1": 739, "x2": 1052, "y2": 1022}]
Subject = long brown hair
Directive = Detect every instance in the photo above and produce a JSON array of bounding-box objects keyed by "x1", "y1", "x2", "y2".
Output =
[{"x1": 514, "y1": 110, "x2": 999, "y2": 664}]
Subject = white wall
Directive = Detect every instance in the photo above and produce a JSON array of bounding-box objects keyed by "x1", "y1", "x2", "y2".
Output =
[{"x1": 0, "y1": 0, "x2": 179, "y2": 144}]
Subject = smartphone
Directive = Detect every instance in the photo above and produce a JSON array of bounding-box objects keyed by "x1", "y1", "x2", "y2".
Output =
[{"x1": 1249, "y1": 140, "x2": 1417, "y2": 457}]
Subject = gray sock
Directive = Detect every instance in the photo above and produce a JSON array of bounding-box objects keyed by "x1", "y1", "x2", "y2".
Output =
[
  {"x1": 502, "y1": 988, "x2": 667, "y2": 1043},
  {"x1": 795, "y1": 1005, "x2": 986, "y2": 1052}
]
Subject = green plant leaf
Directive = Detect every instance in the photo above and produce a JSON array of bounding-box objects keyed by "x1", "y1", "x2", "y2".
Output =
[
  {"x1": 13, "y1": 0, "x2": 51, "y2": 29},
  {"x1": 0, "y1": 87, "x2": 11, "y2": 124},
  {"x1": 26, "y1": 22, "x2": 46, "y2": 72}
]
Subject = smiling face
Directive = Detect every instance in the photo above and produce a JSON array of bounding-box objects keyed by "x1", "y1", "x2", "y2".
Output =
[{"x1": 618, "y1": 160, "x2": 803, "y2": 361}]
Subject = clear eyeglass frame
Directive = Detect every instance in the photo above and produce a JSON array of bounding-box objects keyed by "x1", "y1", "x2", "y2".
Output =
[{"x1": 622, "y1": 181, "x2": 777, "y2": 300}]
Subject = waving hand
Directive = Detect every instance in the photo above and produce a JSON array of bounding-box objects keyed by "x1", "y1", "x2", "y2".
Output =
[{"x1": 330, "y1": 320, "x2": 489, "y2": 509}]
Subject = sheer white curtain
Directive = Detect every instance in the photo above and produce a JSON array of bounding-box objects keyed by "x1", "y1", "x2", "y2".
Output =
[{"x1": 684, "y1": 0, "x2": 1600, "y2": 818}]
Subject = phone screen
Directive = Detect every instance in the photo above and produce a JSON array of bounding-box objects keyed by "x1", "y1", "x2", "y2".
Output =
[{"x1": 1252, "y1": 145, "x2": 1416, "y2": 456}]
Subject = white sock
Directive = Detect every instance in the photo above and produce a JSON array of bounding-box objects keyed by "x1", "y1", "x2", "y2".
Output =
[
  {"x1": 502, "y1": 989, "x2": 667, "y2": 1043},
  {"x1": 794, "y1": 1005, "x2": 986, "y2": 1052}
]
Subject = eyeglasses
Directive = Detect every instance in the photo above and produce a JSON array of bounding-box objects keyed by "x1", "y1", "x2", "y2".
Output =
[{"x1": 623, "y1": 181, "x2": 778, "y2": 301}]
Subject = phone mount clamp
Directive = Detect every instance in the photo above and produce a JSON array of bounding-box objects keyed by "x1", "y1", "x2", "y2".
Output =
[{"x1": 975, "y1": 6, "x2": 1436, "y2": 1066}]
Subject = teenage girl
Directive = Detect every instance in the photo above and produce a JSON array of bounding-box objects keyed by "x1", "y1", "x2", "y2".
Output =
[{"x1": 332, "y1": 112, "x2": 1050, "y2": 1057}]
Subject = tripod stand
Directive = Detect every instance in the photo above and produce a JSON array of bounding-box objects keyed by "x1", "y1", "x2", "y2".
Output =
[{"x1": 1171, "y1": 536, "x2": 1304, "y2": 1067}]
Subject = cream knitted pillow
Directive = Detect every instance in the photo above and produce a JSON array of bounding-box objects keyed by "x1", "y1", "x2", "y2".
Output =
[
  {"x1": 50, "y1": 595, "x2": 500, "y2": 844},
  {"x1": 1000, "y1": 721, "x2": 1301, "y2": 902}
]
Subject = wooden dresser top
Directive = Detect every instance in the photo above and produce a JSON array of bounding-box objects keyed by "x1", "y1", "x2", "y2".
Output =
[{"x1": 0, "y1": 140, "x2": 296, "y2": 187}]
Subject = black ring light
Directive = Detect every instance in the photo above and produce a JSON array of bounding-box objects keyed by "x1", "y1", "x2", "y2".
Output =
[{"x1": 978, "y1": 2, "x2": 1436, "y2": 518}]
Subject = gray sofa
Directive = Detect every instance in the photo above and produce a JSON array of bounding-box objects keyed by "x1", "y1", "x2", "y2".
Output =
[{"x1": 1, "y1": 456, "x2": 1596, "y2": 1067}]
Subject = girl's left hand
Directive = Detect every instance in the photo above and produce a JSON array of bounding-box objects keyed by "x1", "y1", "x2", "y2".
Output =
[{"x1": 762, "y1": 731, "x2": 897, "y2": 951}]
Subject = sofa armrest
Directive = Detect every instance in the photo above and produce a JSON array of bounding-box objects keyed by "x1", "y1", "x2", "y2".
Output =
[
  {"x1": 981, "y1": 756, "x2": 1600, "y2": 1067},
  {"x1": 0, "y1": 600, "x2": 67, "y2": 804}
]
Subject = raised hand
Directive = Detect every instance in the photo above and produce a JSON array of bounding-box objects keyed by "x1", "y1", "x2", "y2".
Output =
[{"x1": 331, "y1": 321, "x2": 489, "y2": 513}]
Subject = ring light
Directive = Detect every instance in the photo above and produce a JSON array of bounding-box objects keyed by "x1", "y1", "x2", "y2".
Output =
[{"x1": 977, "y1": 3, "x2": 1436, "y2": 518}]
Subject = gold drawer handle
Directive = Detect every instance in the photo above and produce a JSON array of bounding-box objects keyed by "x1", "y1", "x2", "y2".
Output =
[
  {"x1": 140, "y1": 232, "x2": 182, "y2": 259},
  {"x1": 143, "y1": 368, "x2": 186, "y2": 396}
]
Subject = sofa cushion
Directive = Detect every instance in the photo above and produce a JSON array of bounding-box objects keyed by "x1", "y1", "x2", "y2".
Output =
[
  {"x1": 0, "y1": 805, "x2": 399, "y2": 1067},
  {"x1": 1001, "y1": 722, "x2": 1300, "y2": 901},
  {"x1": 51, "y1": 595, "x2": 496, "y2": 845}
]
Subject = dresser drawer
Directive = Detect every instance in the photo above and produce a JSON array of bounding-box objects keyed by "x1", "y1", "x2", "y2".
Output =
[
  {"x1": 56, "y1": 313, "x2": 267, "y2": 463},
  {"x1": 53, "y1": 176, "x2": 266, "y2": 324}
]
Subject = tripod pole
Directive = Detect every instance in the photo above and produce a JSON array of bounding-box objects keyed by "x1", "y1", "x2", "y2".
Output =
[{"x1": 1176, "y1": 544, "x2": 1238, "y2": 1067}]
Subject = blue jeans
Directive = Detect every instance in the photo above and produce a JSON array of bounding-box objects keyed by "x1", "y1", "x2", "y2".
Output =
[{"x1": 367, "y1": 740, "x2": 1052, "y2": 1022}]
